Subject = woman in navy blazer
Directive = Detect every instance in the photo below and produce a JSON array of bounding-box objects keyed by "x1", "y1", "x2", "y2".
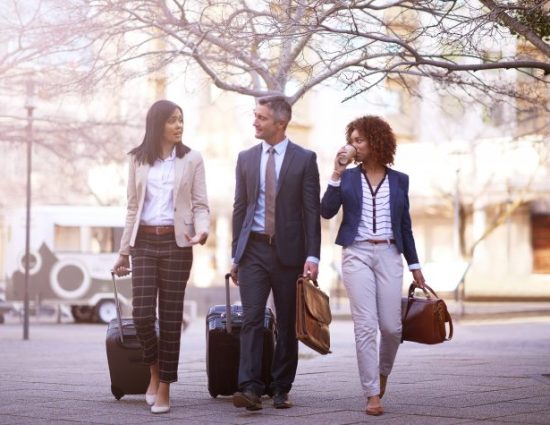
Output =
[{"x1": 321, "y1": 116, "x2": 425, "y2": 416}]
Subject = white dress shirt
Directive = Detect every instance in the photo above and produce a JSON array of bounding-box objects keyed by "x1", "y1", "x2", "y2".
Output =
[{"x1": 140, "y1": 148, "x2": 176, "y2": 226}]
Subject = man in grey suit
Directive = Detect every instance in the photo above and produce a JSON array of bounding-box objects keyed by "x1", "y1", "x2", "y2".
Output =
[{"x1": 230, "y1": 95, "x2": 321, "y2": 410}]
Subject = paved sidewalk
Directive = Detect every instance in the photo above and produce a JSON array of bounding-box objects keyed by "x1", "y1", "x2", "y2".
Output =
[{"x1": 1, "y1": 316, "x2": 550, "y2": 424}]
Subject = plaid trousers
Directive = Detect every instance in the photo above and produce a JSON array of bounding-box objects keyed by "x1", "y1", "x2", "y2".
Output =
[{"x1": 130, "y1": 232, "x2": 193, "y2": 383}]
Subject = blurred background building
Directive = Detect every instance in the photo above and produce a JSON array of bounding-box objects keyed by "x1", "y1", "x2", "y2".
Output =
[{"x1": 0, "y1": 1, "x2": 548, "y2": 323}]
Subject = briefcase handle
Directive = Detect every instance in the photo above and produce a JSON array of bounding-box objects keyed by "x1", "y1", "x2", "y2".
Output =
[
  {"x1": 110, "y1": 270, "x2": 132, "y2": 344},
  {"x1": 407, "y1": 282, "x2": 438, "y2": 299},
  {"x1": 224, "y1": 273, "x2": 232, "y2": 334},
  {"x1": 404, "y1": 281, "x2": 454, "y2": 341},
  {"x1": 301, "y1": 274, "x2": 320, "y2": 287}
]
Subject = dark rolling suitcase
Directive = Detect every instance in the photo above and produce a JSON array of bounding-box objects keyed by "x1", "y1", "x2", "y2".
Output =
[
  {"x1": 206, "y1": 273, "x2": 276, "y2": 398},
  {"x1": 106, "y1": 271, "x2": 153, "y2": 400}
]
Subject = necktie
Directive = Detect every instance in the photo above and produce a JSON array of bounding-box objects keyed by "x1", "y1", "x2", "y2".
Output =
[{"x1": 265, "y1": 147, "x2": 276, "y2": 235}]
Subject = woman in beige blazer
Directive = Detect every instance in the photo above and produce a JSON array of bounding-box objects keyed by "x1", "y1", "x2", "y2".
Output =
[{"x1": 113, "y1": 100, "x2": 209, "y2": 414}]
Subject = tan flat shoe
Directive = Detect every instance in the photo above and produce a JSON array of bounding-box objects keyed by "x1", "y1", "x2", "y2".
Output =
[
  {"x1": 366, "y1": 395, "x2": 384, "y2": 416},
  {"x1": 380, "y1": 374, "x2": 388, "y2": 399},
  {"x1": 366, "y1": 406, "x2": 384, "y2": 416}
]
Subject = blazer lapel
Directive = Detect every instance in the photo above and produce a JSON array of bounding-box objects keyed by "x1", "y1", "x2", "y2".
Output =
[
  {"x1": 277, "y1": 141, "x2": 295, "y2": 195},
  {"x1": 387, "y1": 168, "x2": 398, "y2": 225},
  {"x1": 137, "y1": 162, "x2": 150, "y2": 201},
  {"x1": 173, "y1": 155, "x2": 189, "y2": 203},
  {"x1": 351, "y1": 166, "x2": 362, "y2": 207},
  {"x1": 250, "y1": 143, "x2": 262, "y2": 199}
]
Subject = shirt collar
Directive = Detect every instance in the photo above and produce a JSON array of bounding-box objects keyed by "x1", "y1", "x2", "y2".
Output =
[
  {"x1": 263, "y1": 138, "x2": 289, "y2": 156},
  {"x1": 157, "y1": 146, "x2": 176, "y2": 163}
]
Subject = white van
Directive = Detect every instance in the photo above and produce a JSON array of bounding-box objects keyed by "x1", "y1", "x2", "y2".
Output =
[{"x1": 4, "y1": 205, "x2": 131, "y2": 323}]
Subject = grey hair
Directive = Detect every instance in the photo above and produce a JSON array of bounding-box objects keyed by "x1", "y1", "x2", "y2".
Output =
[{"x1": 257, "y1": 95, "x2": 292, "y2": 123}]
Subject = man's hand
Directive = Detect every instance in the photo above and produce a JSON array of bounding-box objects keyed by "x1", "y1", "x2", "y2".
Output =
[
  {"x1": 230, "y1": 263, "x2": 239, "y2": 286},
  {"x1": 303, "y1": 261, "x2": 319, "y2": 280}
]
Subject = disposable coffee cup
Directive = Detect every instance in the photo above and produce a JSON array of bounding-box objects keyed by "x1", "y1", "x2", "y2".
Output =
[{"x1": 338, "y1": 144, "x2": 356, "y2": 165}]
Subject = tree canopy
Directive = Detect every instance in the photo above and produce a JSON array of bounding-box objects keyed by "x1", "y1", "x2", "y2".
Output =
[{"x1": 1, "y1": 0, "x2": 549, "y2": 109}]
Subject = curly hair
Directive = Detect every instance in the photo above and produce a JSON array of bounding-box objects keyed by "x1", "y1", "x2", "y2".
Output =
[{"x1": 345, "y1": 116, "x2": 396, "y2": 166}]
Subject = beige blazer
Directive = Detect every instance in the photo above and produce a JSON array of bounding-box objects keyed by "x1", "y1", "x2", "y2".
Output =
[{"x1": 119, "y1": 149, "x2": 210, "y2": 255}]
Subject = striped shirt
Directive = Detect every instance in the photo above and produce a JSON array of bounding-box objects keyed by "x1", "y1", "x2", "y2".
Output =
[{"x1": 355, "y1": 172, "x2": 394, "y2": 241}]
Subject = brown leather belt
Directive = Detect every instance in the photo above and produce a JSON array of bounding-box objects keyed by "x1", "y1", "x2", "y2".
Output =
[
  {"x1": 249, "y1": 232, "x2": 276, "y2": 245},
  {"x1": 366, "y1": 239, "x2": 395, "y2": 245},
  {"x1": 138, "y1": 225, "x2": 175, "y2": 236}
]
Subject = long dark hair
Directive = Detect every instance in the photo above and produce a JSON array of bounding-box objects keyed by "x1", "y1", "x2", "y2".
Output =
[{"x1": 130, "y1": 100, "x2": 190, "y2": 165}]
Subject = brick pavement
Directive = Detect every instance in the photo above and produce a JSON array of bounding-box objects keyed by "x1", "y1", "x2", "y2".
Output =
[{"x1": 1, "y1": 315, "x2": 550, "y2": 424}]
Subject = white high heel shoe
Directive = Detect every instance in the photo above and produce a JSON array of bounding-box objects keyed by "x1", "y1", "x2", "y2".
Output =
[
  {"x1": 145, "y1": 393, "x2": 156, "y2": 406},
  {"x1": 151, "y1": 404, "x2": 170, "y2": 414}
]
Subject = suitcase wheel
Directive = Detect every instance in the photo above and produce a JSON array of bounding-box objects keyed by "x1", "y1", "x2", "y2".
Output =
[
  {"x1": 208, "y1": 389, "x2": 218, "y2": 398},
  {"x1": 111, "y1": 385, "x2": 124, "y2": 400}
]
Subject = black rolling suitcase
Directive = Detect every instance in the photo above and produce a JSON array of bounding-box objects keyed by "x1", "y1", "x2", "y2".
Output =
[
  {"x1": 206, "y1": 273, "x2": 276, "y2": 398},
  {"x1": 106, "y1": 271, "x2": 152, "y2": 400}
]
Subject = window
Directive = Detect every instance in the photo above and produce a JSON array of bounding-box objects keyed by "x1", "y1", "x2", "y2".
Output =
[
  {"x1": 531, "y1": 214, "x2": 550, "y2": 273},
  {"x1": 54, "y1": 226, "x2": 80, "y2": 252},
  {"x1": 54, "y1": 225, "x2": 123, "y2": 253},
  {"x1": 441, "y1": 95, "x2": 465, "y2": 119},
  {"x1": 482, "y1": 101, "x2": 506, "y2": 126},
  {"x1": 90, "y1": 227, "x2": 113, "y2": 253}
]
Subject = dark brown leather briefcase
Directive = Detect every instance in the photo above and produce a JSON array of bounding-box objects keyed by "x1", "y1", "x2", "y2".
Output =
[
  {"x1": 401, "y1": 282, "x2": 453, "y2": 344},
  {"x1": 296, "y1": 276, "x2": 332, "y2": 354}
]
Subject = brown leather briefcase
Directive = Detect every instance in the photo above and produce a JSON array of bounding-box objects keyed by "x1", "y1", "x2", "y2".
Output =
[
  {"x1": 401, "y1": 282, "x2": 453, "y2": 344},
  {"x1": 295, "y1": 276, "x2": 332, "y2": 354}
]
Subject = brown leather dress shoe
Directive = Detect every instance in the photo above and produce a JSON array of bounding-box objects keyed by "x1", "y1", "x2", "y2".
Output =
[
  {"x1": 273, "y1": 392, "x2": 292, "y2": 409},
  {"x1": 233, "y1": 391, "x2": 262, "y2": 411}
]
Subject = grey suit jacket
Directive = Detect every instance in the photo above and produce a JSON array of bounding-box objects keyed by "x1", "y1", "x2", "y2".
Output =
[{"x1": 232, "y1": 141, "x2": 321, "y2": 267}]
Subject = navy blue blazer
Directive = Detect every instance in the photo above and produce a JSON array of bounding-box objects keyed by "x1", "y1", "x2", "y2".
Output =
[
  {"x1": 232, "y1": 141, "x2": 321, "y2": 267},
  {"x1": 321, "y1": 166, "x2": 419, "y2": 266}
]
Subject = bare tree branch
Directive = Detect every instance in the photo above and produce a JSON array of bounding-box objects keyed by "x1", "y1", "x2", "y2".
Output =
[{"x1": 479, "y1": 0, "x2": 550, "y2": 60}]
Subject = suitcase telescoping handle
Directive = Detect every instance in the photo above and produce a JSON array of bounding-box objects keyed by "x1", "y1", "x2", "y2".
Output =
[
  {"x1": 110, "y1": 270, "x2": 131, "y2": 344},
  {"x1": 224, "y1": 273, "x2": 232, "y2": 334}
]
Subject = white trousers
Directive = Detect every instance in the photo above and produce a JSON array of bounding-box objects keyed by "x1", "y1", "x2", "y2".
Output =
[{"x1": 342, "y1": 240, "x2": 404, "y2": 397}]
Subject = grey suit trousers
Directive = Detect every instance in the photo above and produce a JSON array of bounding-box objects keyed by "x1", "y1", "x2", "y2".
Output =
[{"x1": 237, "y1": 237, "x2": 301, "y2": 395}]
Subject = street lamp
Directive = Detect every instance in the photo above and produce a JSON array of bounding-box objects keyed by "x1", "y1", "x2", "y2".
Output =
[
  {"x1": 449, "y1": 147, "x2": 468, "y2": 316},
  {"x1": 23, "y1": 80, "x2": 35, "y2": 340},
  {"x1": 453, "y1": 167, "x2": 461, "y2": 257},
  {"x1": 449, "y1": 147, "x2": 468, "y2": 259}
]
